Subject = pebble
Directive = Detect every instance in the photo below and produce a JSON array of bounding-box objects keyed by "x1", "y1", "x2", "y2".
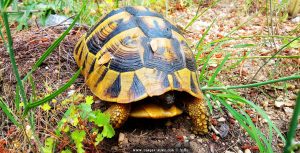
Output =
[
  {"x1": 244, "y1": 149, "x2": 251, "y2": 153},
  {"x1": 291, "y1": 16, "x2": 300, "y2": 23},
  {"x1": 217, "y1": 117, "x2": 226, "y2": 122},
  {"x1": 225, "y1": 151, "x2": 234, "y2": 153},
  {"x1": 238, "y1": 150, "x2": 243, "y2": 153},
  {"x1": 290, "y1": 94, "x2": 297, "y2": 100},
  {"x1": 219, "y1": 124, "x2": 229, "y2": 138},
  {"x1": 283, "y1": 107, "x2": 294, "y2": 116},
  {"x1": 274, "y1": 101, "x2": 284, "y2": 108},
  {"x1": 233, "y1": 146, "x2": 239, "y2": 151},
  {"x1": 190, "y1": 134, "x2": 195, "y2": 140},
  {"x1": 197, "y1": 138, "x2": 203, "y2": 143},
  {"x1": 275, "y1": 95, "x2": 284, "y2": 108},
  {"x1": 118, "y1": 133, "x2": 128, "y2": 146}
]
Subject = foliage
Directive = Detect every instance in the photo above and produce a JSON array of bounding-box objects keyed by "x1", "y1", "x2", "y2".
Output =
[
  {"x1": 0, "y1": 0, "x2": 299, "y2": 152},
  {"x1": 0, "y1": 0, "x2": 86, "y2": 151},
  {"x1": 51, "y1": 95, "x2": 115, "y2": 152}
]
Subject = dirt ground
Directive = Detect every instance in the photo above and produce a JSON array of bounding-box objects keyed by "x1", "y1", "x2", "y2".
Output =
[{"x1": 0, "y1": 1, "x2": 299, "y2": 153}]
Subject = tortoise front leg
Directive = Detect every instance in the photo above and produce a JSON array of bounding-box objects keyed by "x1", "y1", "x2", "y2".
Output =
[
  {"x1": 185, "y1": 97, "x2": 209, "y2": 134},
  {"x1": 104, "y1": 103, "x2": 131, "y2": 128}
]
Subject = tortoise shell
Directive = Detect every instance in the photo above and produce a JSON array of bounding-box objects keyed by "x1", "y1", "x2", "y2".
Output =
[{"x1": 74, "y1": 6, "x2": 203, "y2": 103}]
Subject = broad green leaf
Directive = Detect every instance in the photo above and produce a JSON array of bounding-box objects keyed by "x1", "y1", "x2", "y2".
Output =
[
  {"x1": 41, "y1": 103, "x2": 51, "y2": 111},
  {"x1": 61, "y1": 149, "x2": 72, "y2": 153},
  {"x1": 102, "y1": 124, "x2": 115, "y2": 138},
  {"x1": 71, "y1": 130, "x2": 86, "y2": 153},
  {"x1": 95, "y1": 134, "x2": 104, "y2": 145},
  {"x1": 89, "y1": 110, "x2": 110, "y2": 127},
  {"x1": 78, "y1": 103, "x2": 92, "y2": 119},
  {"x1": 85, "y1": 96, "x2": 94, "y2": 105},
  {"x1": 42, "y1": 137, "x2": 55, "y2": 153}
]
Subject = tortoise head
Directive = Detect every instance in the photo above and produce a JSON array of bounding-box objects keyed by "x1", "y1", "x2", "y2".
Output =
[{"x1": 156, "y1": 92, "x2": 175, "y2": 109}]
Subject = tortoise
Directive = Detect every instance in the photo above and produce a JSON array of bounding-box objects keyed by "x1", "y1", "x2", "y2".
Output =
[{"x1": 73, "y1": 6, "x2": 209, "y2": 134}]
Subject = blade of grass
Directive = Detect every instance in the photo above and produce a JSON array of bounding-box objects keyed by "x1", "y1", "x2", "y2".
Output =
[
  {"x1": 216, "y1": 91, "x2": 286, "y2": 143},
  {"x1": 202, "y1": 75, "x2": 300, "y2": 90},
  {"x1": 1, "y1": 8, "x2": 28, "y2": 105},
  {"x1": 240, "y1": 107, "x2": 273, "y2": 152},
  {"x1": 14, "y1": 86, "x2": 20, "y2": 110},
  {"x1": 217, "y1": 97, "x2": 265, "y2": 151},
  {"x1": 23, "y1": 69, "x2": 81, "y2": 116},
  {"x1": 195, "y1": 18, "x2": 217, "y2": 60},
  {"x1": 29, "y1": 75, "x2": 37, "y2": 102},
  {"x1": 204, "y1": 93, "x2": 213, "y2": 114},
  {"x1": 0, "y1": 97, "x2": 20, "y2": 127},
  {"x1": 198, "y1": 43, "x2": 223, "y2": 82},
  {"x1": 284, "y1": 91, "x2": 300, "y2": 153},
  {"x1": 184, "y1": 0, "x2": 220, "y2": 30},
  {"x1": 22, "y1": 1, "x2": 86, "y2": 82},
  {"x1": 207, "y1": 53, "x2": 230, "y2": 86},
  {"x1": 251, "y1": 35, "x2": 300, "y2": 82}
]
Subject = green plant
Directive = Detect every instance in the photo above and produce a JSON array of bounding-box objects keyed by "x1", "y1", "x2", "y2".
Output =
[
  {"x1": 42, "y1": 95, "x2": 115, "y2": 152},
  {"x1": 0, "y1": 0, "x2": 86, "y2": 151},
  {"x1": 189, "y1": 2, "x2": 300, "y2": 151},
  {"x1": 284, "y1": 91, "x2": 300, "y2": 153}
]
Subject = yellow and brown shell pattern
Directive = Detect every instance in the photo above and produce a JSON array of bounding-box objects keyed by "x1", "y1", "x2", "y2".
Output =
[{"x1": 74, "y1": 6, "x2": 204, "y2": 103}]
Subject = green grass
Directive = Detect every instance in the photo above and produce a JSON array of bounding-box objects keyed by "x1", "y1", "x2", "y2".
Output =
[{"x1": 0, "y1": 0, "x2": 299, "y2": 152}]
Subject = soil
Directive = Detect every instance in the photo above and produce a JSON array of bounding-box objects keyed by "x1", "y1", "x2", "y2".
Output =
[{"x1": 0, "y1": 1, "x2": 299, "y2": 153}]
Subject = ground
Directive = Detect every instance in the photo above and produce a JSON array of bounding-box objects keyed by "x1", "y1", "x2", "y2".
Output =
[{"x1": 0, "y1": 1, "x2": 299, "y2": 153}]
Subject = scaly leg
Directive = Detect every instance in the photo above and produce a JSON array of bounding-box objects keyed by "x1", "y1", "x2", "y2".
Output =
[
  {"x1": 104, "y1": 103, "x2": 131, "y2": 128},
  {"x1": 185, "y1": 97, "x2": 209, "y2": 134}
]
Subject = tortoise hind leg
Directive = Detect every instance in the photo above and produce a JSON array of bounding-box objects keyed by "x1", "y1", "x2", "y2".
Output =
[
  {"x1": 185, "y1": 97, "x2": 209, "y2": 134},
  {"x1": 104, "y1": 104, "x2": 131, "y2": 128}
]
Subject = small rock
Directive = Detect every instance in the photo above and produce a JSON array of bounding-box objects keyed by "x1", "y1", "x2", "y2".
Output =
[
  {"x1": 190, "y1": 134, "x2": 195, "y2": 140},
  {"x1": 275, "y1": 96, "x2": 285, "y2": 108},
  {"x1": 118, "y1": 133, "x2": 128, "y2": 146},
  {"x1": 111, "y1": 146, "x2": 118, "y2": 151},
  {"x1": 219, "y1": 124, "x2": 229, "y2": 138},
  {"x1": 197, "y1": 138, "x2": 203, "y2": 143},
  {"x1": 54, "y1": 69, "x2": 59, "y2": 73},
  {"x1": 45, "y1": 14, "x2": 74, "y2": 26},
  {"x1": 274, "y1": 102, "x2": 283, "y2": 108},
  {"x1": 233, "y1": 146, "x2": 239, "y2": 152},
  {"x1": 290, "y1": 94, "x2": 297, "y2": 100},
  {"x1": 244, "y1": 149, "x2": 251, "y2": 153},
  {"x1": 217, "y1": 117, "x2": 226, "y2": 122},
  {"x1": 284, "y1": 100, "x2": 295, "y2": 107},
  {"x1": 183, "y1": 141, "x2": 190, "y2": 147},
  {"x1": 278, "y1": 143, "x2": 284, "y2": 147},
  {"x1": 238, "y1": 150, "x2": 243, "y2": 153},
  {"x1": 283, "y1": 107, "x2": 294, "y2": 116},
  {"x1": 190, "y1": 141, "x2": 207, "y2": 152},
  {"x1": 225, "y1": 151, "x2": 234, "y2": 153},
  {"x1": 175, "y1": 142, "x2": 182, "y2": 148},
  {"x1": 291, "y1": 16, "x2": 300, "y2": 23}
]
